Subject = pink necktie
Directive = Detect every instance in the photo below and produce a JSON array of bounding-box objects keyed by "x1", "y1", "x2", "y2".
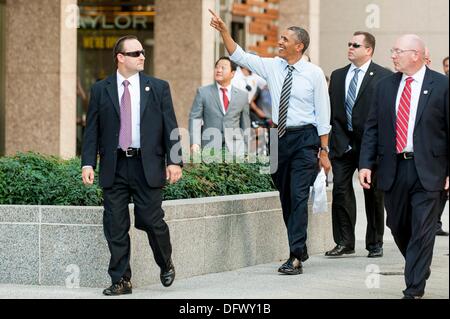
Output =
[
  {"x1": 396, "y1": 77, "x2": 414, "y2": 153},
  {"x1": 119, "y1": 80, "x2": 132, "y2": 151}
]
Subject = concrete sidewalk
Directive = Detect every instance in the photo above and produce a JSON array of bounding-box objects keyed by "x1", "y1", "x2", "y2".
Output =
[
  {"x1": 0, "y1": 238, "x2": 447, "y2": 299},
  {"x1": 0, "y1": 178, "x2": 448, "y2": 299}
]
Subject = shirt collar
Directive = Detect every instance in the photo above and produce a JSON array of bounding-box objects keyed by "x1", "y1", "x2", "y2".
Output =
[
  {"x1": 117, "y1": 71, "x2": 140, "y2": 88},
  {"x1": 349, "y1": 59, "x2": 372, "y2": 74},
  {"x1": 217, "y1": 83, "x2": 232, "y2": 92},
  {"x1": 402, "y1": 64, "x2": 427, "y2": 84},
  {"x1": 281, "y1": 57, "x2": 306, "y2": 73}
]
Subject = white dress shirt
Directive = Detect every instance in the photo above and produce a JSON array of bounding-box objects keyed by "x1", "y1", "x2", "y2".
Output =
[
  {"x1": 216, "y1": 83, "x2": 233, "y2": 114},
  {"x1": 117, "y1": 70, "x2": 141, "y2": 148},
  {"x1": 230, "y1": 44, "x2": 331, "y2": 136},
  {"x1": 345, "y1": 59, "x2": 371, "y2": 100},
  {"x1": 395, "y1": 65, "x2": 427, "y2": 152}
]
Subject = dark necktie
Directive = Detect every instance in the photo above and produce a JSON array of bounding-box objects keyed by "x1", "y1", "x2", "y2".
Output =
[
  {"x1": 278, "y1": 65, "x2": 295, "y2": 138},
  {"x1": 345, "y1": 68, "x2": 360, "y2": 131}
]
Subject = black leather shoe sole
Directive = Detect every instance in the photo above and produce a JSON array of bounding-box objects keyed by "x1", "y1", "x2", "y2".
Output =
[
  {"x1": 278, "y1": 267, "x2": 303, "y2": 275},
  {"x1": 325, "y1": 250, "x2": 355, "y2": 257},
  {"x1": 368, "y1": 249, "x2": 383, "y2": 258},
  {"x1": 402, "y1": 294, "x2": 423, "y2": 299},
  {"x1": 102, "y1": 288, "x2": 132, "y2": 296},
  {"x1": 436, "y1": 229, "x2": 449, "y2": 236}
]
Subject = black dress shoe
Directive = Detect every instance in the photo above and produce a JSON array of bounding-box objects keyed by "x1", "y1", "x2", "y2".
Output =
[
  {"x1": 426, "y1": 268, "x2": 431, "y2": 280},
  {"x1": 278, "y1": 257, "x2": 303, "y2": 275},
  {"x1": 368, "y1": 247, "x2": 383, "y2": 258},
  {"x1": 436, "y1": 228, "x2": 449, "y2": 236},
  {"x1": 103, "y1": 278, "x2": 132, "y2": 296},
  {"x1": 301, "y1": 250, "x2": 309, "y2": 262},
  {"x1": 325, "y1": 245, "x2": 355, "y2": 257},
  {"x1": 160, "y1": 260, "x2": 176, "y2": 287}
]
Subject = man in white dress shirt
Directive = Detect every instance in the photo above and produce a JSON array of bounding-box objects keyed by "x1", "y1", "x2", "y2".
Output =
[{"x1": 210, "y1": 10, "x2": 331, "y2": 275}]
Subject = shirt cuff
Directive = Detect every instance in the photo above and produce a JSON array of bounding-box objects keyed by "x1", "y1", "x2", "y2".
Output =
[
  {"x1": 317, "y1": 125, "x2": 332, "y2": 136},
  {"x1": 82, "y1": 166, "x2": 93, "y2": 170}
]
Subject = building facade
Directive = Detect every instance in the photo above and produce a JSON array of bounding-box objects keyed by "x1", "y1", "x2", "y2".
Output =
[{"x1": 0, "y1": 0, "x2": 448, "y2": 157}]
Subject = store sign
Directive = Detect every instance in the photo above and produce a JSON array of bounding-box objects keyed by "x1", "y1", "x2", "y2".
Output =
[
  {"x1": 82, "y1": 36, "x2": 119, "y2": 49},
  {"x1": 64, "y1": 4, "x2": 151, "y2": 30},
  {"x1": 80, "y1": 15, "x2": 149, "y2": 30}
]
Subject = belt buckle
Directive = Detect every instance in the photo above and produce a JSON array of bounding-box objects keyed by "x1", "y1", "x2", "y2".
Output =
[
  {"x1": 125, "y1": 148, "x2": 134, "y2": 158},
  {"x1": 403, "y1": 152, "x2": 412, "y2": 160}
]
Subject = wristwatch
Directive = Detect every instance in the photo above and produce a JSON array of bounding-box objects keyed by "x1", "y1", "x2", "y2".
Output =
[{"x1": 320, "y1": 146, "x2": 330, "y2": 154}]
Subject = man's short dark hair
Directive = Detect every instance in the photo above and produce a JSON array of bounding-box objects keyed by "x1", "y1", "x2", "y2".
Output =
[
  {"x1": 353, "y1": 31, "x2": 376, "y2": 55},
  {"x1": 215, "y1": 56, "x2": 238, "y2": 72},
  {"x1": 443, "y1": 56, "x2": 449, "y2": 65},
  {"x1": 287, "y1": 26, "x2": 310, "y2": 54},
  {"x1": 113, "y1": 35, "x2": 138, "y2": 66}
]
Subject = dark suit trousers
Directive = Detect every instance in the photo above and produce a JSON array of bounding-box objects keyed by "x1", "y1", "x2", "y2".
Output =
[
  {"x1": 331, "y1": 149, "x2": 385, "y2": 251},
  {"x1": 103, "y1": 153, "x2": 172, "y2": 284},
  {"x1": 437, "y1": 192, "x2": 448, "y2": 230},
  {"x1": 384, "y1": 158, "x2": 440, "y2": 297},
  {"x1": 271, "y1": 126, "x2": 320, "y2": 260}
]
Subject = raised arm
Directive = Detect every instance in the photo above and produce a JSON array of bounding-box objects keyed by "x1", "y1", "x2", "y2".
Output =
[{"x1": 209, "y1": 9, "x2": 237, "y2": 55}]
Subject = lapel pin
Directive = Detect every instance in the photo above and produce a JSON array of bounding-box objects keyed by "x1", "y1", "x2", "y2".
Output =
[
  {"x1": 145, "y1": 86, "x2": 150, "y2": 92},
  {"x1": 424, "y1": 90, "x2": 429, "y2": 95},
  {"x1": 370, "y1": 72, "x2": 374, "y2": 76}
]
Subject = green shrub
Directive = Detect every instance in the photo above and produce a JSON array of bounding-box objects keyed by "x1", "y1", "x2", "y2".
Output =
[{"x1": 0, "y1": 152, "x2": 276, "y2": 206}]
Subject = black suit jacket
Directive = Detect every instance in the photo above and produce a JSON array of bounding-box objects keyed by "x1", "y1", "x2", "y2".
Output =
[
  {"x1": 360, "y1": 68, "x2": 449, "y2": 191},
  {"x1": 81, "y1": 72, "x2": 182, "y2": 189},
  {"x1": 329, "y1": 62, "x2": 392, "y2": 159}
]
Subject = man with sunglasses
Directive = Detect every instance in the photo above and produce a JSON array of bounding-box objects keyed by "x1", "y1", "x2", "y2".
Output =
[
  {"x1": 360, "y1": 34, "x2": 449, "y2": 299},
  {"x1": 82, "y1": 35, "x2": 183, "y2": 296},
  {"x1": 326, "y1": 32, "x2": 392, "y2": 259}
]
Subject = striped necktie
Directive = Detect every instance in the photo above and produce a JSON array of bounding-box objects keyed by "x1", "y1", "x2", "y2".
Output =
[
  {"x1": 396, "y1": 77, "x2": 414, "y2": 153},
  {"x1": 345, "y1": 68, "x2": 360, "y2": 131},
  {"x1": 278, "y1": 65, "x2": 295, "y2": 138}
]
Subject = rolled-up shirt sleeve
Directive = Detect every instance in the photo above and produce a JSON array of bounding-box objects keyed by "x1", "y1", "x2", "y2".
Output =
[
  {"x1": 313, "y1": 69, "x2": 332, "y2": 136},
  {"x1": 230, "y1": 45, "x2": 270, "y2": 80}
]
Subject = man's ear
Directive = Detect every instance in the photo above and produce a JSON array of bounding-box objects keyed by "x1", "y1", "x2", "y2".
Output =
[
  {"x1": 117, "y1": 54, "x2": 125, "y2": 64},
  {"x1": 297, "y1": 42, "x2": 305, "y2": 54}
]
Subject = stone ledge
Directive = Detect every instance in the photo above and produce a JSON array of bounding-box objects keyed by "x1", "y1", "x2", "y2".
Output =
[{"x1": 0, "y1": 191, "x2": 333, "y2": 288}]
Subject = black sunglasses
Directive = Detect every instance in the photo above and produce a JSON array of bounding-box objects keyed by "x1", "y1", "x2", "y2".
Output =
[
  {"x1": 120, "y1": 50, "x2": 145, "y2": 58},
  {"x1": 348, "y1": 42, "x2": 363, "y2": 49}
]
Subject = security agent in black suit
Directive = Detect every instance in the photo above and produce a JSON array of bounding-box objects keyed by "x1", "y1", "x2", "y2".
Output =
[
  {"x1": 326, "y1": 32, "x2": 392, "y2": 258},
  {"x1": 359, "y1": 35, "x2": 449, "y2": 299},
  {"x1": 82, "y1": 36, "x2": 183, "y2": 296}
]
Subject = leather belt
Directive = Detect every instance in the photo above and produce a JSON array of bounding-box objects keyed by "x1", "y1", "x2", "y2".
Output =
[
  {"x1": 397, "y1": 152, "x2": 414, "y2": 160},
  {"x1": 271, "y1": 124, "x2": 315, "y2": 132},
  {"x1": 118, "y1": 148, "x2": 141, "y2": 158}
]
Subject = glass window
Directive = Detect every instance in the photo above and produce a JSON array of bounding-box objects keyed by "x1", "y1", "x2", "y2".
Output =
[{"x1": 76, "y1": 0, "x2": 155, "y2": 155}]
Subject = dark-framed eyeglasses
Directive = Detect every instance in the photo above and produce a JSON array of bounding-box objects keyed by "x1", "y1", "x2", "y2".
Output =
[
  {"x1": 120, "y1": 50, "x2": 145, "y2": 58},
  {"x1": 348, "y1": 42, "x2": 363, "y2": 49}
]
